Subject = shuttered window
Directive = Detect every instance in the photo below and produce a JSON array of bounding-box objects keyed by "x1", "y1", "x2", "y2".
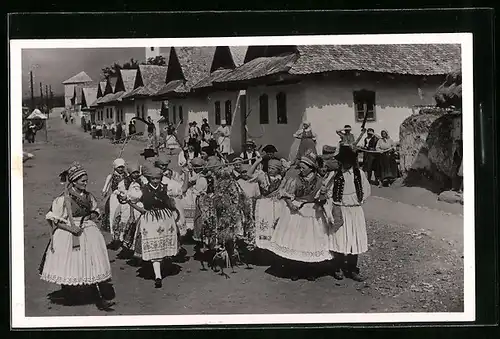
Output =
[{"x1": 259, "y1": 94, "x2": 269, "y2": 124}]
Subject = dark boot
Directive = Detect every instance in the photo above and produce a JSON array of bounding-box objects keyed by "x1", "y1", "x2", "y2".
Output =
[
  {"x1": 344, "y1": 254, "x2": 366, "y2": 282},
  {"x1": 331, "y1": 253, "x2": 345, "y2": 280},
  {"x1": 95, "y1": 284, "x2": 115, "y2": 311}
]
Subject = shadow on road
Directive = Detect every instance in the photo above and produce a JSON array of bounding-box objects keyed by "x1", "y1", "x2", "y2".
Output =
[
  {"x1": 47, "y1": 282, "x2": 116, "y2": 306},
  {"x1": 135, "y1": 261, "x2": 182, "y2": 281}
]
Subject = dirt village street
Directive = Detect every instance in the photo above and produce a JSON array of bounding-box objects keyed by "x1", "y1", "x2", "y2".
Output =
[{"x1": 21, "y1": 116, "x2": 464, "y2": 317}]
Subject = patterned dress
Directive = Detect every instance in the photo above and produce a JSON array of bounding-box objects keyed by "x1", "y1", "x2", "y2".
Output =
[
  {"x1": 268, "y1": 172, "x2": 333, "y2": 263},
  {"x1": 254, "y1": 174, "x2": 284, "y2": 249},
  {"x1": 39, "y1": 189, "x2": 111, "y2": 285},
  {"x1": 113, "y1": 176, "x2": 144, "y2": 246},
  {"x1": 133, "y1": 183, "x2": 180, "y2": 261}
]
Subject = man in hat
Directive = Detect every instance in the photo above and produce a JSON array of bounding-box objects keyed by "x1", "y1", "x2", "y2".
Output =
[
  {"x1": 361, "y1": 128, "x2": 380, "y2": 183},
  {"x1": 336, "y1": 125, "x2": 356, "y2": 146},
  {"x1": 188, "y1": 121, "x2": 202, "y2": 154},
  {"x1": 201, "y1": 118, "x2": 210, "y2": 133},
  {"x1": 240, "y1": 139, "x2": 260, "y2": 165},
  {"x1": 326, "y1": 145, "x2": 371, "y2": 282}
]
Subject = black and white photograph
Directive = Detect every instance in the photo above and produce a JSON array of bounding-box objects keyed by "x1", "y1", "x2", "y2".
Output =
[{"x1": 10, "y1": 33, "x2": 474, "y2": 327}]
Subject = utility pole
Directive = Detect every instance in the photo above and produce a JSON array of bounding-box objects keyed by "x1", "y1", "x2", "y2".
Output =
[
  {"x1": 45, "y1": 85, "x2": 49, "y2": 114},
  {"x1": 30, "y1": 71, "x2": 34, "y2": 111},
  {"x1": 49, "y1": 85, "x2": 53, "y2": 112},
  {"x1": 39, "y1": 82, "x2": 44, "y2": 109}
]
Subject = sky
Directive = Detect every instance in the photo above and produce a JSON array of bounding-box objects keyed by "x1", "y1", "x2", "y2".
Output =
[{"x1": 21, "y1": 48, "x2": 147, "y2": 98}]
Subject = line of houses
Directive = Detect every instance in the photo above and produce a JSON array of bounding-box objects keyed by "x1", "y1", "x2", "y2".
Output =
[{"x1": 63, "y1": 44, "x2": 461, "y2": 157}]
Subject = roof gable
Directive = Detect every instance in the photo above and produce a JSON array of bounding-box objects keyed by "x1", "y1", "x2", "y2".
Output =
[
  {"x1": 165, "y1": 47, "x2": 185, "y2": 83},
  {"x1": 169, "y1": 47, "x2": 216, "y2": 88},
  {"x1": 97, "y1": 81, "x2": 107, "y2": 98},
  {"x1": 104, "y1": 76, "x2": 118, "y2": 95},
  {"x1": 82, "y1": 86, "x2": 98, "y2": 108},
  {"x1": 62, "y1": 71, "x2": 93, "y2": 84},
  {"x1": 211, "y1": 46, "x2": 236, "y2": 72},
  {"x1": 115, "y1": 69, "x2": 138, "y2": 93}
]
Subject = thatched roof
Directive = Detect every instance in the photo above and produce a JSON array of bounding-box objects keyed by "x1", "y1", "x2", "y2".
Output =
[
  {"x1": 63, "y1": 71, "x2": 92, "y2": 84},
  {"x1": 122, "y1": 65, "x2": 168, "y2": 99},
  {"x1": 216, "y1": 44, "x2": 461, "y2": 84}
]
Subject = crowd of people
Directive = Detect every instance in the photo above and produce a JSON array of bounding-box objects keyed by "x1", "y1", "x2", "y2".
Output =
[{"x1": 38, "y1": 118, "x2": 402, "y2": 312}]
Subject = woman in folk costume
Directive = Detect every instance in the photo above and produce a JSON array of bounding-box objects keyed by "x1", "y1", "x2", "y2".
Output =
[
  {"x1": 375, "y1": 130, "x2": 398, "y2": 187},
  {"x1": 325, "y1": 145, "x2": 371, "y2": 282},
  {"x1": 113, "y1": 163, "x2": 144, "y2": 254},
  {"x1": 215, "y1": 119, "x2": 233, "y2": 156},
  {"x1": 39, "y1": 162, "x2": 115, "y2": 311},
  {"x1": 127, "y1": 167, "x2": 180, "y2": 288},
  {"x1": 101, "y1": 158, "x2": 127, "y2": 248},
  {"x1": 288, "y1": 121, "x2": 318, "y2": 164},
  {"x1": 158, "y1": 161, "x2": 186, "y2": 237},
  {"x1": 268, "y1": 152, "x2": 332, "y2": 281},
  {"x1": 250, "y1": 156, "x2": 286, "y2": 250}
]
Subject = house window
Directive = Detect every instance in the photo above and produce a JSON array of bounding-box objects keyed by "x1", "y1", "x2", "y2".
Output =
[
  {"x1": 179, "y1": 105, "x2": 184, "y2": 123},
  {"x1": 259, "y1": 94, "x2": 269, "y2": 124},
  {"x1": 214, "y1": 101, "x2": 221, "y2": 125},
  {"x1": 224, "y1": 100, "x2": 232, "y2": 126},
  {"x1": 150, "y1": 47, "x2": 155, "y2": 51},
  {"x1": 141, "y1": 105, "x2": 145, "y2": 119},
  {"x1": 353, "y1": 90, "x2": 376, "y2": 122},
  {"x1": 276, "y1": 92, "x2": 287, "y2": 124},
  {"x1": 136, "y1": 105, "x2": 140, "y2": 117},
  {"x1": 110, "y1": 108, "x2": 114, "y2": 120},
  {"x1": 172, "y1": 105, "x2": 177, "y2": 124}
]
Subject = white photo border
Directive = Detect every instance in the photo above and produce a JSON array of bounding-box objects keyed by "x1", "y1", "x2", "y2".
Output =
[{"x1": 10, "y1": 33, "x2": 475, "y2": 328}]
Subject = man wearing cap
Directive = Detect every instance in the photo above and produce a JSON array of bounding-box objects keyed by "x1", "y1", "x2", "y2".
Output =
[
  {"x1": 240, "y1": 139, "x2": 260, "y2": 165},
  {"x1": 362, "y1": 128, "x2": 380, "y2": 183},
  {"x1": 336, "y1": 125, "x2": 356, "y2": 146},
  {"x1": 188, "y1": 121, "x2": 202, "y2": 154}
]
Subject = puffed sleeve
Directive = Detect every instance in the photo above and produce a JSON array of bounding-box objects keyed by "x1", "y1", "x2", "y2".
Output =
[
  {"x1": 45, "y1": 196, "x2": 67, "y2": 223},
  {"x1": 178, "y1": 152, "x2": 187, "y2": 168},
  {"x1": 192, "y1": 177, "x2": 208, "y2": 195},
  {"x1": 102, "y1": 174, "x2": 112, "y2": 194},
  {"x1": 117, "y1": 179, "x2": 127, "y2": 194},
  {"x1": 167, "y1": 180, "x2": 183, "y2": 196},
  {"x1": 90, "y1": 194, "x2": 100, "y2": 216},
  {"x1": 360, "y1": 170, "x2": 371, "y2": 203},
  {"x1": 278, "y1": 176, "x2": 297, "y2": 200}
]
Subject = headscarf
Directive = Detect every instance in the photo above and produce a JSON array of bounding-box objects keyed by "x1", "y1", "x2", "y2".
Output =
[
  {"x1": 127, "y1": 162, "x2": 141, "y2": 175},
  {"x1": 59, "y1": 162, "x2": 87, "y2": 183},
  {"x1": 381, "y1": 129, "x2": 390, "y2": 139},
  {"x1": 113, "y1": 158, "x2": 125, "y2": 169},
  {"x1": 300, "y1": 153, "x2": 318, "y2": 170},
  {"x1": 267, "y1": 158, "x2": 283, "y2": 173},
  {"x1": 191, "y1": 157, "x2": 206, "y2": 168},
  {"x1": 302, "y1": 121, "x2": 311, "y2": 128},
  {"x1": 154, "y1": 155, "x2": 170, "y2": 167}
]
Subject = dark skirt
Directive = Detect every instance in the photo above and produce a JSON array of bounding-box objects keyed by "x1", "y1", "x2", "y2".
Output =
[{"x1": 378, "y1": 152, "x2": 398, "y2": 181}]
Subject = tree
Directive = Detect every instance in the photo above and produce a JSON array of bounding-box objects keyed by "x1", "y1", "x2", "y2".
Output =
[
  {"x1": 101, "y1": 58, "x2": 141, "y2": 79},
  {"x1": 143, "y1": 55, "x2": 167, "y2": 66}
]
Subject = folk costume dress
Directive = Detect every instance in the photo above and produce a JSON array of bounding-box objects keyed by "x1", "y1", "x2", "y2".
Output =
[
  {"x1": 327, "y1": 167, "x2": 371, "y2": 255},
  {"x1": 133, "y1": 180, "x2": 180, "y2": 261},
  {"x1": 215, "y1": 123, "x2": 233, "y2": 155},
  {"x1": 268, "y1": 156, "x2": 333, "y2": 263},
  {"x1": 114, "y1": 172, "x2": 145, "y2": 249},
  {"x1": 40, "y1": 166, "x2": 111, "y2": 287},
  {"x1": 288, "y1": 123, "x2": 318, "y2": 163},
  {"x1": 376, "y1": 132, "x2": 398, "y2": 182},
  {"x1": 183, "y1": 169, "x2": 209, "y2": 236},
  {"x1": 162, "y1": 175, "x2": 186, "y2": 236},
  {"x1": 102, "y1": 159, "x2": 127, "y2": 235}
]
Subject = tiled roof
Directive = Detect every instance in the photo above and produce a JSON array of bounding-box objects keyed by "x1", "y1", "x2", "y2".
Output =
[
  {"x1": 122, "y1": 65, "x2": 168, "y2": 99},
  {"x1": 62, "y1": 71, "x2": 93, "y2": 84},
  {"x1": 214, "y1": 53, "x2": 298, "y2": 83},
  {"x1": 290, "y1": 44, "x2": 461, "y2": 76},
  {"x1": 192, "y1": 69, "x2": 233, "y2": 90},
  {"x1": 155, "y1": 80, "x2": 189, "y2": 96}
]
